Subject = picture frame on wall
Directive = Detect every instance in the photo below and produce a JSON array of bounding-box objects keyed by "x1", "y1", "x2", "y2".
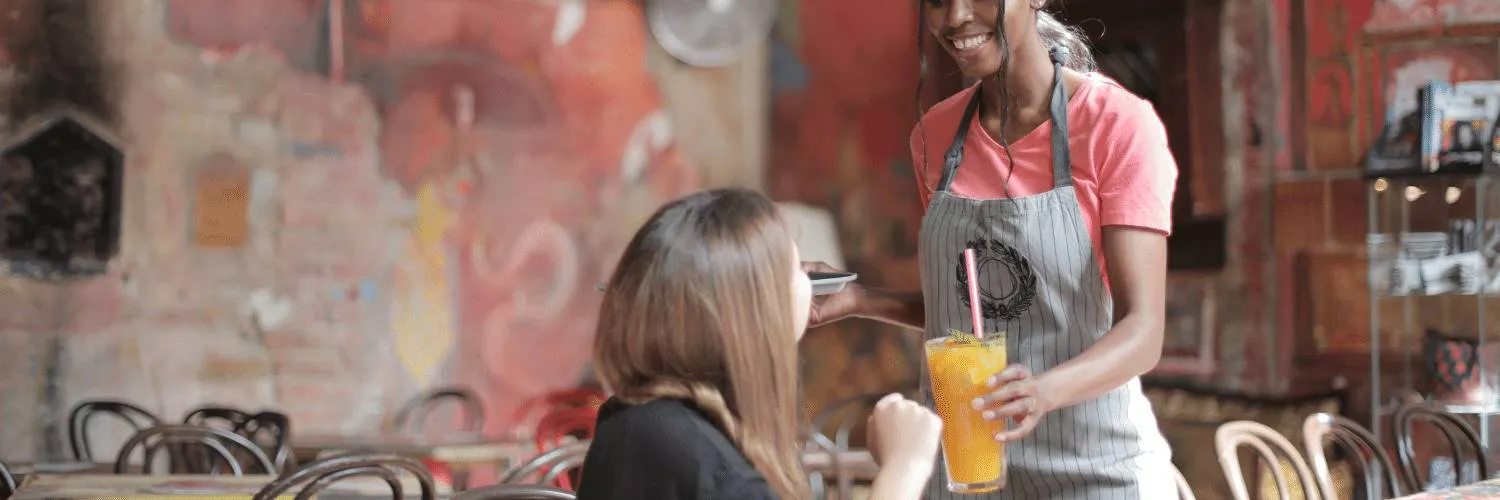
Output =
[{"x1": 1152, "y1": 275, "x2": 1217, "y2": 376}]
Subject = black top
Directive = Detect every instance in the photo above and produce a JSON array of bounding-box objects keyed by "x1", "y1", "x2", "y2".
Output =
[{"x1": 575, "y1": 397, "x2": 777, "y2": 499}]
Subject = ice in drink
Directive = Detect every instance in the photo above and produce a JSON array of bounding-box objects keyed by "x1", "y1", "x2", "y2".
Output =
[{"x1": 925, "y1": 333, "x2": 1007, "y2": 494}]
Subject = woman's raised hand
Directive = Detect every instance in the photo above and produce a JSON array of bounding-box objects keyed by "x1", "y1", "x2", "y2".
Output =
[{"x1": 866, "y1": 393, "x2": 942, "y2": 473}]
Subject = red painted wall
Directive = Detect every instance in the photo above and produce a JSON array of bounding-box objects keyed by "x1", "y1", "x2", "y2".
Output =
[
  {"x1": 1279, "y1": 0, "x2": 1500, "y2": 403},
  {"x1": 768, "y1": 0, "x2": 930, "y2": 408}
]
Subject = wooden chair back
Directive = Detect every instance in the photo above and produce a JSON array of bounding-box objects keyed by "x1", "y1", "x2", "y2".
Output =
[{"x1": 1215, "y1": 420, "x2": 1320, "y2": 500}]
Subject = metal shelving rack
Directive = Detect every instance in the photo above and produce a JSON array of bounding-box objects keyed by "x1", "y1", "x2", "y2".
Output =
[{"x1": 1367, "y1": 172, "x2": 1500, "y2": 447}]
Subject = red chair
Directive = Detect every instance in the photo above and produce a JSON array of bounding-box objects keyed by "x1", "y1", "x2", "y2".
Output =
[
  {"x1": 419, "y1": 457, "x2": 455, "y2": 490},
  {"x1": 508, "y1": 388, "x2": 605, "y2": 438},
  {"x1": 534, "y1": 407, "x2": 598, "y2": 450},
  {"x1": 530, "y1": 406, "x2": 599, "y2": 491}
]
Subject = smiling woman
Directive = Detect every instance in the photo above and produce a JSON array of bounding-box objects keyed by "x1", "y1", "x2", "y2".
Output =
[{"x1": 808, "y1": 0, "x2": 1182, "y2": 498}]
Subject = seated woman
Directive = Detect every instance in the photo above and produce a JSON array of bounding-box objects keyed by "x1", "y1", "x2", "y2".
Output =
[{"x1": 577, "y1": 188, "x2": 942, "y2": 499}]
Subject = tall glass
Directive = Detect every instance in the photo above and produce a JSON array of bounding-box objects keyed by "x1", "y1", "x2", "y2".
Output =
[{"x1": 925, "y1": 334, "x2": 1007, "y2": 494}]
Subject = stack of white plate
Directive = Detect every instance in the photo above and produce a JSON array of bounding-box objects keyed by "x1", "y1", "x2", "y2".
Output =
[{"x1": 1402, "y1": 232, "x2": 1449, "y2": 259}]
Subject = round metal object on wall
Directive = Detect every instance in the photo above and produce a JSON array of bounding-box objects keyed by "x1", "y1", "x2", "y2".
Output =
[{"x1": 647, "y1": 0, "x2": 777, "y2": 68}]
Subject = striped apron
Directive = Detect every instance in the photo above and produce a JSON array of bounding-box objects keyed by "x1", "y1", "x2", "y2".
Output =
[{"x1": 917, "y1": 58, "x2": 1177, "y2": 499}]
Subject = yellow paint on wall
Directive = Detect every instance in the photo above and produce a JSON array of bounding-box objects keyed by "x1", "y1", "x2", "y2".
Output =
[{"x1": 390, "y1": 182, "x2": 457, "y2": 387}]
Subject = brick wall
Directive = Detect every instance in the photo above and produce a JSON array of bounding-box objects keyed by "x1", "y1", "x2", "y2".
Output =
[{"x1": 1276, "y1": 0, "x2": 1500, "y2": 417}]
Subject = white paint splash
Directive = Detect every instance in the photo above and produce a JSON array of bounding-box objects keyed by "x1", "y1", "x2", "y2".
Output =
[
  {"x1": 242, "y1": 288, "x2": 293, "y2": 330},
  {"x1": 619, "y1": 110, "x2": 674, "y2": 182},
  {"x1": 552, "y1": 0, "x2": 586, "y2": 46},
  {"x1": 472, "y1": 219, "x2": 581, "y2": 384},
  {"x1": 1388, "y1": 59, "x2": 1453, "y2": 119},
  {"x1": 469, "y1": 219, "x2": 580, "y2": 320}
]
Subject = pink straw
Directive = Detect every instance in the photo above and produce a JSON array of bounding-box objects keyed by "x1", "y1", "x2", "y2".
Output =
[{"x1": 963, "y1": 248, "x2": 983, "y2": 339}]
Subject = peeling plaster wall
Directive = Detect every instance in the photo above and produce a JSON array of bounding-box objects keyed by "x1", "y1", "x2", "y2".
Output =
[{"x1": 0, "y1": 0, "x2": 729, "y2": 461}]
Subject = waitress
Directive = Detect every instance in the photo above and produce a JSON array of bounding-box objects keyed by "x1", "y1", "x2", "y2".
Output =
[{"x1": 808, "y1": 0, "x2": 1179, "y2": 498}]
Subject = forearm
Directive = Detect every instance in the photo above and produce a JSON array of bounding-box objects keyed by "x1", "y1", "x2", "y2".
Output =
[
  {"x1": 853, "y1": 286, "x2": 926, "y2": 332},
  {"x1": 1034, "y1": 312, "x2": 1162, "y2": 409},
  {"x1": 868, "y1": 463, "x2": 931, "y2": 500}
]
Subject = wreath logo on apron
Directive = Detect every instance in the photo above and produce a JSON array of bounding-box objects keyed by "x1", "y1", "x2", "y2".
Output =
[{"x1": 954, "y1": 238, "x2": 1038, "y2": 321}]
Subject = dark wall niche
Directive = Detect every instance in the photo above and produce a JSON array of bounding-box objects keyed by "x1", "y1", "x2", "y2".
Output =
[
  {"x1": 0, "y1": 112, "x2": 123, "y2": 277},
  {"x1": 0, "y1": 0, "x2": 123, "y2": 279}
]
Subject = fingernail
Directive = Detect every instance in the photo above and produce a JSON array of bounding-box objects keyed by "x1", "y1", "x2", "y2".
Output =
[
  {"x1": 986, "y1": 375, "x2": 999, "y2": 387},
  {"x1": 982, "y1": 411, "x2": 995, "y2": 421},
  {"x1": 994, "y1": 433, "x2": 1005, "y2": 442},
  {"x1": 971, "y1": 398, "x2": 985, "y2": 410}
]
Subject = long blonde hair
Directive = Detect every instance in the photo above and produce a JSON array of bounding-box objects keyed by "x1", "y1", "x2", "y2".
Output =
[{"x1": 594, "y1": 188, "x2": 810, "y2": 499}]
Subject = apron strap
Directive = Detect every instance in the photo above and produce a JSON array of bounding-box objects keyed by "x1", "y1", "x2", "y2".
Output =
[
  {"x1": 936, "y1": 91, "x2": 982, "y2": 192},
  {"x1": 935, "y1": 57, "x2": 1073, "y2": 193},
  {"x1": 1048, "y1": 60, "x2": 1073, "y2": 188}
]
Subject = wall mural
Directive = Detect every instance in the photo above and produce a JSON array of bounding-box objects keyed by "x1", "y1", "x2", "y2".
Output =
[{"x1": 164, "y1": 0, "x2": 695, "y2": 433}]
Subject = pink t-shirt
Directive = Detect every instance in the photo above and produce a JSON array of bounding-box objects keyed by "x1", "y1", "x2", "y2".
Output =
[{"x1": 909, "y1": 73, "x2": 1178, "y2": 277}]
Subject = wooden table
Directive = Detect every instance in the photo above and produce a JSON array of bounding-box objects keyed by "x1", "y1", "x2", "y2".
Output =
[
  {"x1": 13, "y1": 474, "x2": 451, "y2": 499},
  {"x1": 293, "y1": 434, "x2": 533, "y2": 465},
  {"x1": 1397, "y1": 478, "x2": 1500, "y2": 499},
  {"x1": 7, "y1": 461, "x2": 115, "y2": 475}
]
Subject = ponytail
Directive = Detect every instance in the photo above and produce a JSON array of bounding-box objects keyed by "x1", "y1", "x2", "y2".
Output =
[{"x1": 1037, "y1": 10, "x2": 1096, "y2": 72}]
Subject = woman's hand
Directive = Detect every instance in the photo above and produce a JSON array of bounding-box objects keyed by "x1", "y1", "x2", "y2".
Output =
[
  {"x1": 801, "y1": 261, "x2": 862, "y2": 326},
  {"x1": 866, "y1": 393, "x2": 942, "y2": 472},
  {"x1": 866, "y1": 393, "x2": 940, "y2": 500},
  {"x1": 975, "y1": 365, "x2": 1054, "y2": 442},
  {"x1": 870, "y1": 393, "x2": 936, "y2": 468}
]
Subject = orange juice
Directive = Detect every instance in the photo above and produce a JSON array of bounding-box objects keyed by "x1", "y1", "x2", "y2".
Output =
[{"x1": 925, "y1": 334, "x2": 1007, "y2": 493}]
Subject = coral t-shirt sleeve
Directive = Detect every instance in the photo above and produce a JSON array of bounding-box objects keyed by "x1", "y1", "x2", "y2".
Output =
[
  {"x1": 1095, "y1": 97, "x2": 1178, "y2": 235},
  {"x1": 910, "y1": 122, "x2": 936, "y2": 207}
]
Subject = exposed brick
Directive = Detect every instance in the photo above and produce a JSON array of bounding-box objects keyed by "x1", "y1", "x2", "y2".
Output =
[
  {"x1": 1418, "y1": 296, "x2": 1500, "y2": 339},
  {"x1": 1327, "y1": 178, "x2": 1370, "y2": 247},
  {"x1": 269, "y1": 347, "x2": 350, "y2": 377},
  {"x1": 199, "y1": 353, "x2": 275, "y2": 382},
  {"x1": 263, "y1": 324, "x2": 356, "y2": 350},
  {"x1": 275, "y1": 377, "x2": 359, "y2": 406},
  {"x1": 1307, "y1": 128, "x2": 1361, "y2": 172},
  {"x1": 1306, "y1": 249, "x2": 1370, "y2": 353},
  {"x1": 1274, "y1": 180, "x2": 1328, "y2": 249}
]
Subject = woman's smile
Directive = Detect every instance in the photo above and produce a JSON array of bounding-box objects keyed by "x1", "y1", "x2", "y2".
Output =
[
  {"x1": 949, "y1": 31, "x2": 995, "y2": 52},
  {"x1": 944, "y1": 30, "x2": 998, "y2": 72}
]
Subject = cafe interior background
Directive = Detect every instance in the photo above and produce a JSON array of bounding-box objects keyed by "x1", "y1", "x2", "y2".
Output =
[{"x1": 0, "y1": 0, "x2": 1498, "y2": 497}]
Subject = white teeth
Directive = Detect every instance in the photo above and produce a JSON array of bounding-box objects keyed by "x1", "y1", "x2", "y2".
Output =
[{"x1": 952, "y1": 33, "x2": 993, "y2": 51}]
